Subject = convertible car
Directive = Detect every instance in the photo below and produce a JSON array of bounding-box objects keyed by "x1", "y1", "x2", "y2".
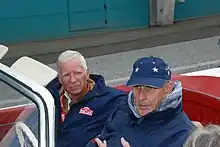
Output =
[{"x1": 0, "y1": 45, "x2": 220, "y2": 147}]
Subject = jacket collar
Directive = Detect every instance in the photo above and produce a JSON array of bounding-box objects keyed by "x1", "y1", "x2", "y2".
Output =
[{"x1": 46, "y1": 74, "x2": 109, "y2": 103}]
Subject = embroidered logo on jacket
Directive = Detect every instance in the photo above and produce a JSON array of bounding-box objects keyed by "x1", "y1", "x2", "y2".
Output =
[{"x1": 79, "y1": 107, "x2": 93, "y2": 116}]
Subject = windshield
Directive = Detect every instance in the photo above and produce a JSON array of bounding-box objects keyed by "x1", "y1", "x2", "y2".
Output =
[{"x1": 0, "y1": 79, "x2": 39, "y2": 147}]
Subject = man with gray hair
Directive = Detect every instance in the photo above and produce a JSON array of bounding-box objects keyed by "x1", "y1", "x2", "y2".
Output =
[
  {"x1": 46, "y1": 50, "x2": 127, "y2": 147},
  {"x1": 184, "y1": 124, "x2": 220, "y2": 147}
]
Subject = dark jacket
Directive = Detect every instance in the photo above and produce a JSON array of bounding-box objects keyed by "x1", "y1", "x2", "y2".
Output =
[
  {"x1": 86, "y1": 81, "x2": 195, "y2": 147},
  {"x1": 46, "y1": 74, "x2": 128, "y2": 147}
]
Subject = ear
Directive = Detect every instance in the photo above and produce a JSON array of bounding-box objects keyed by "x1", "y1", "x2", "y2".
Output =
[
  {"x1": 165, "y1": 81, "x2": 174, "y2": 94},
  {"x1": 57, "y1": 63, "x2": 62, "y2": 84},
  {"x1": 86, "y1": 69, "x2": 90, "y2": 80},
  {"x1": 58, "y1": 75, "x2": 63, "y2": 84}
]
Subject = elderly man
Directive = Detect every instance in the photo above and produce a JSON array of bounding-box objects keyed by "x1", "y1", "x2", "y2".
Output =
[
  {"x1": 87, "y1": 56, "x2": 195, "y2": 147},
  {"x1": 46, "y1": 50, "x2": 127, "y2": 147},
  {"x1": 184, "y1": 124, "x2": 220, "y2": 147}
]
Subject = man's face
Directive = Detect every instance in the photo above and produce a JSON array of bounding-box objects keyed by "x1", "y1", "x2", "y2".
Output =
[
  {"x1": 58, "y1": 58, "x2": 89, "y2": 97},
  {"x1": 132, "y1": 82, "x2": 173, "y2": 116}
]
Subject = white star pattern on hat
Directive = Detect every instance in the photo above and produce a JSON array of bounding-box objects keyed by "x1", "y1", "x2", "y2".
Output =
[
  {"x1": 135, "y1": 67, "x2": 139, "y2": 72},
  {"x1": 167, "y1": 70, "x2": 170, "y2": 75},
  {"x1": 165, "y1": 66, "x2": 170, "y2": 75},
  {"x1": 165, "y1": 66, "x2": 170, "y2": 70},
  {"x1": 153, "y1": 67, "x2": 158, "y2": 72}
]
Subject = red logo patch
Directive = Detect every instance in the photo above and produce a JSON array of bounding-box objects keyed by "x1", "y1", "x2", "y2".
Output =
[{"x1": 79, "y1": 107, "x2": 93, "y2": 116}]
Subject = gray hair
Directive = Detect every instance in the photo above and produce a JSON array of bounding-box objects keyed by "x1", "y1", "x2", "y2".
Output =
[
  {"x1": 57, "y1": 50, "x2": 88, "y2": 72},
  {"x1": 184, "y1": 124, "x2": 220, "y2": 147}
]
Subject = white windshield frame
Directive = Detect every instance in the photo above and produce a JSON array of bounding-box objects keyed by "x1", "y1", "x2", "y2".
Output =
[{"x1": 0, "y1": 63, "x2": 55, "y2": 147}]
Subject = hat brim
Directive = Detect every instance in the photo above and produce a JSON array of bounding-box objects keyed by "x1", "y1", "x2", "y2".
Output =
[{"x1": 126, "y1": 77, "x2": 167, "y2": 88}]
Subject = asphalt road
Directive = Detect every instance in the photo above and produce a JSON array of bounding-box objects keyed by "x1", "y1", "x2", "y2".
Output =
[
  {"x1": 2, "y1": 35, "x2": 220, "y2": 107},
  {"x1": 48, "y1": 35, "x2": 220, "y2": 85}
]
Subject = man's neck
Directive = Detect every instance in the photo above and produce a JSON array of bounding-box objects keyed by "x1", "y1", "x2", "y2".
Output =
[{"x1": 67, "y1": 92, "x2": 82, "y2": 104}]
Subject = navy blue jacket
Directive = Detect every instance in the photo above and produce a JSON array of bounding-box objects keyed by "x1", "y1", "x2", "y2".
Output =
[
  {"x1": 46, "y1": 74, "x2": 128, "y2": 147},
  {"x1": 86, "y1": 98, "x2": 195, "y2": 147}
]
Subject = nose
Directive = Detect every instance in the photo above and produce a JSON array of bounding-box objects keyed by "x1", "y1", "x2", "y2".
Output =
[
  {"x1": 69, "y1": 73, "x2": 77, "y2": 83},
  {"x1": 139, "y1": 89, "x2": 147, "y2": 101}
]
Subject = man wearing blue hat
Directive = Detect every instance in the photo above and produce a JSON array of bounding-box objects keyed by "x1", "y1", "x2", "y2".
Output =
[{"x1": 87, "y1": 56, "x2": 195, "y2": 147}]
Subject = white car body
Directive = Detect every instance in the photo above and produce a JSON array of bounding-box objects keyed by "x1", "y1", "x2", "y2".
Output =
[{"x1": 0, "y1": 45, "x2": 56, "y2": 147}]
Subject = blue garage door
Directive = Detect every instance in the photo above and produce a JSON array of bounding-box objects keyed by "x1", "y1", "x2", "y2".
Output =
[{"x1": 67, "y1": 0, "x2": 107, "y2": 31}]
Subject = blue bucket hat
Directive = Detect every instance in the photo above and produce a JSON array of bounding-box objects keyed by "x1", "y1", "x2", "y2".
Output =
[{"x1": 126, "y1": 56, "x2": 171, "y2": 88}]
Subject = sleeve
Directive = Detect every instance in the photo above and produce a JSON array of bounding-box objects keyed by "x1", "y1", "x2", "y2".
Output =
[
  {"x1": 158, "y1": 130, "x2": 192, "y2": 147},
  {"x1": 113, "y1": 92, "x2": 128, "y2": 109},
  {"x1": 171, "y1": 131, "x2": 191, "y2": 147},
  {"x1": 85, "y1": 108, "x2": 119, "y2": 147},
  {"x1": 85, "y1": 139, "x2": 99, "y2": 147}
]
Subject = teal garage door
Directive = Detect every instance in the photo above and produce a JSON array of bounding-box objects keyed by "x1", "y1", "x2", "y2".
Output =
[
  {"x1": 0, "y1": 0, "x2": 68, "y2": 44},
  {"x1": 67, "y1": 0, "x2": 107, "y2": 31},
  {"x1": 175, "y1": 0, "x2": 220, "y2": 21},
  {"x1": 67, "y1": 0, "x2": 149, "y2": 32},
  {"x1": 106, "y1": 0, "x2": 149, "y2": 29}
]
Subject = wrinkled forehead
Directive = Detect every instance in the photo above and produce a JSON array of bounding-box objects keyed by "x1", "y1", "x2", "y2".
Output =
[
  {"x1": 132, "y1": 85, "x2": 160, "y2": 89},
  {"x1": 58, "y1": 58, "x2": 86, "y2": 73},
  {"x1": 132, "y1": 82, "x2": 169, "y2": 90}
]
